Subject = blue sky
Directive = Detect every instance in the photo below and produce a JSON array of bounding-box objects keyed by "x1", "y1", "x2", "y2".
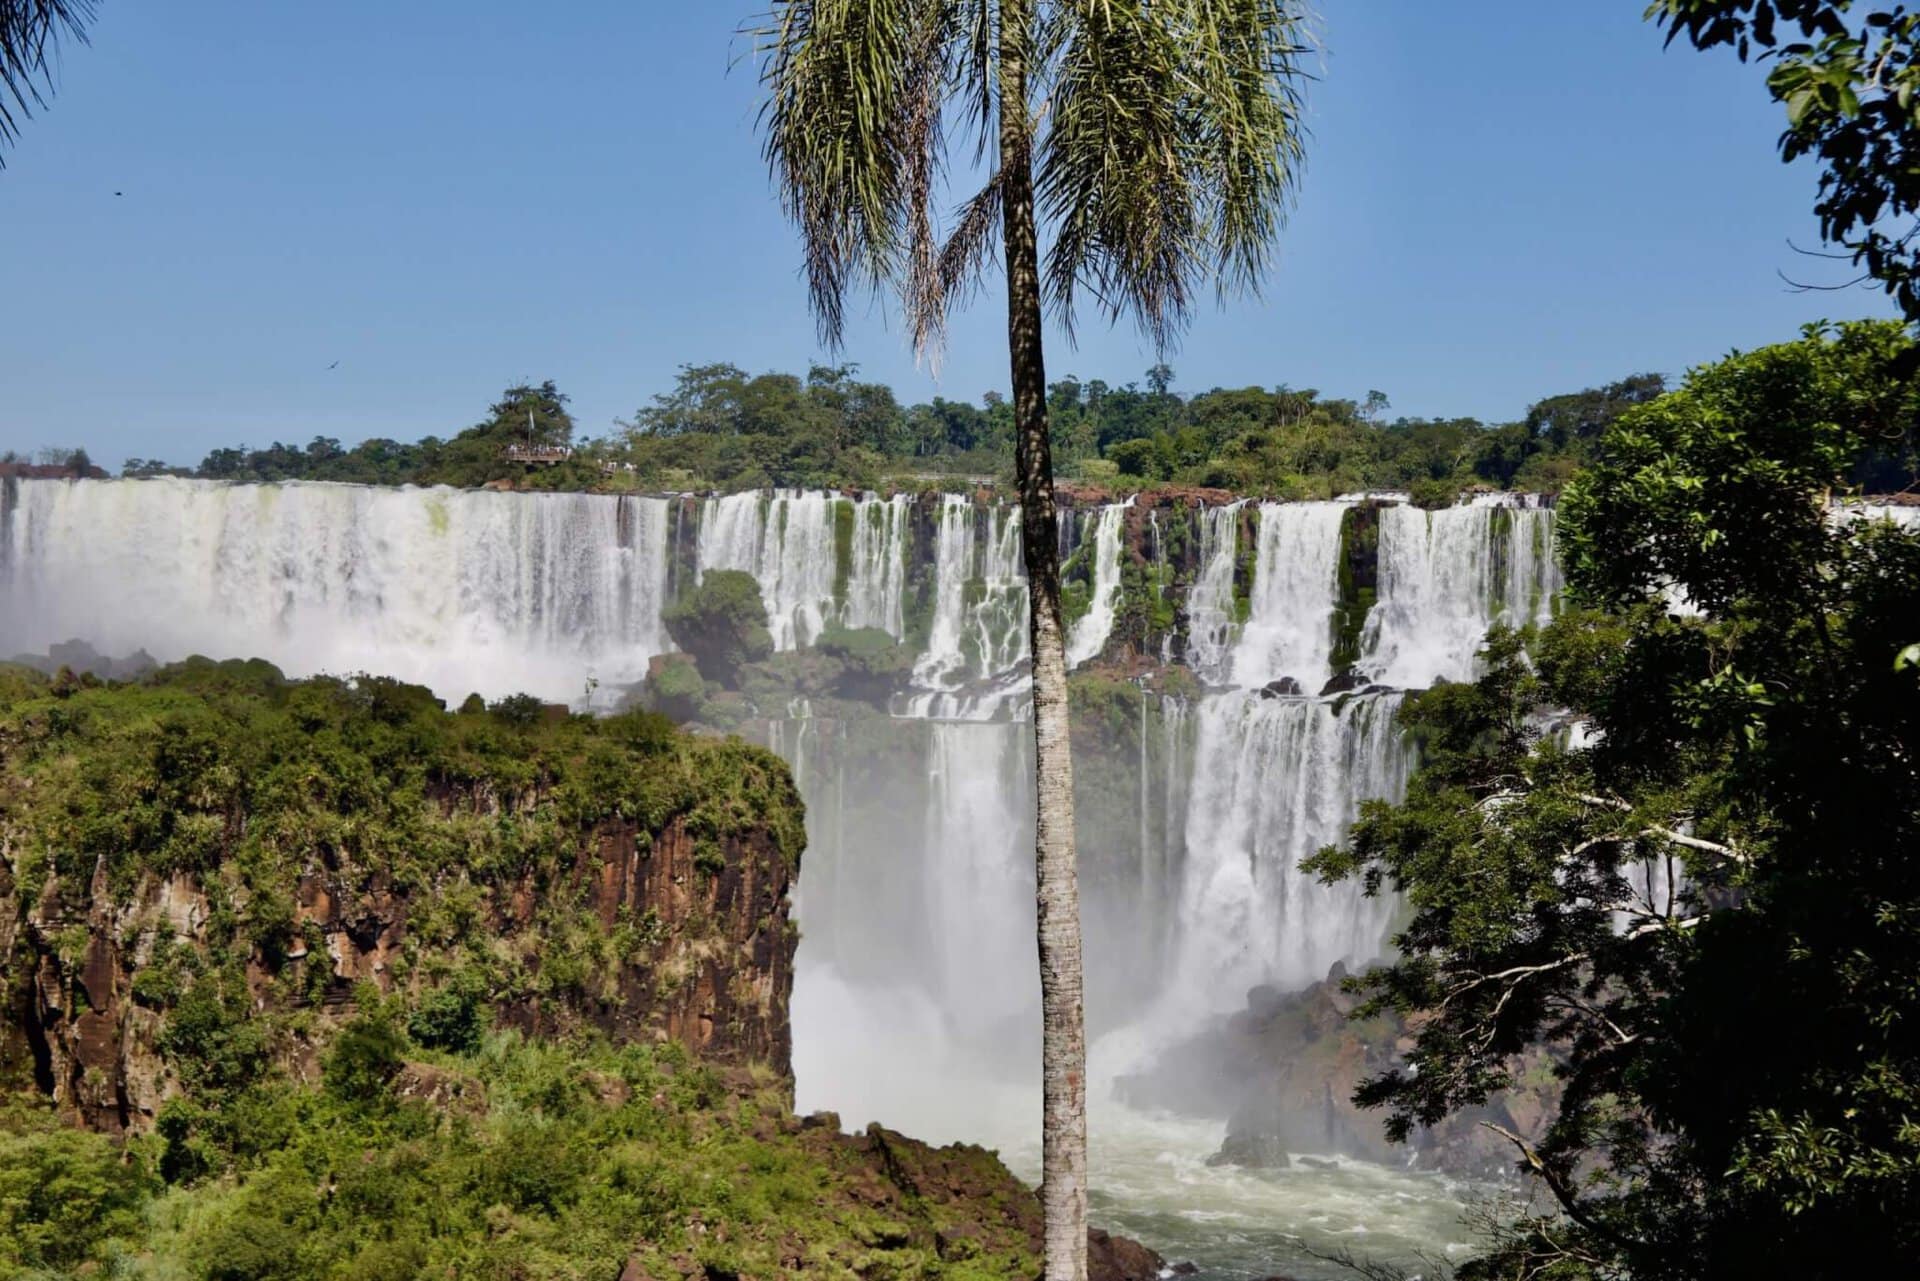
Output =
[{"x1": 0, "y1": 1, "x2": 1897, "y2": 469}]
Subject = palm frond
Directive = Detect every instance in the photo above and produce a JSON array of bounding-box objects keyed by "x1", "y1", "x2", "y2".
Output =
[
  {"x1": 1182, "y1": 0, "x2": 1312, "y2": 301},
  {"x1": 1035, "y1": 0, "x2": 1310, "y2": 348},
  {"x1": 753, "y1": 0, "x2": 977, "y2": 349},
  {"x1": 0, "y1": 0, "x2": 97, "y2": 164},
  {"x1": 1037, "y1": 0, "x2": 1200, "y2": 347},
  {"x1": 753, "y1": 0, "x2": 1310, "y2": 356}
]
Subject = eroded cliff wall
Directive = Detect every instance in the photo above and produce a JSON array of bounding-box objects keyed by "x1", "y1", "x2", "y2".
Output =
[{"x1": 0, "y1": 660, "x2": 802, "y2": 1134}]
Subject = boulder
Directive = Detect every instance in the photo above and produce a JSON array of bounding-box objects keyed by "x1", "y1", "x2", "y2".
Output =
[
  {"x1": 1259, "y1": 676, "x2": 1305, "y2": 698},
  {"x1": 1206, "y1": 1131, "x2": 1292, "y2": 1170},
  {"x1": 1318, "y1": 670, "x2": 1369, "y2": 696},
  {"x1": 1087, "y1": 1227, "x2": 1165, "y2": 1281}
]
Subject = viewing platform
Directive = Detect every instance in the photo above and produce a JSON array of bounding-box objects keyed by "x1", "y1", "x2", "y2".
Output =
[{"x1": 502, "y1": 444, "x2": 574, "y2": 465}]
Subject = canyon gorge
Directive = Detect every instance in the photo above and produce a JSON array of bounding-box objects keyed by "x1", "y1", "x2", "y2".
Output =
[{"x1": 1, "y1": 474, "x2": 1570, "y2": 1277}]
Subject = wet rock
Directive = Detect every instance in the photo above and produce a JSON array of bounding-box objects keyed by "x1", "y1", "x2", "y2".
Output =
[
  {"x1": 1258, "y1": 677, "x2": 1305, "y2": 698},
  {"x1": 1170, "y1": 1263, "x2": 1200, "y2": 1276},
  {"x1": 1318, "y1": 670, "x2": 1369, "y2": 696},
  {"x1": 1246, "y1": 984, "x2": 1287, "y2": 1022},
  {"x1": 1088, "y1": 1227, "x2": 1167, "y2": 1281},
  {"x1": 1205, "y1": 1132, "x2": 1292, "y2": 1170}
]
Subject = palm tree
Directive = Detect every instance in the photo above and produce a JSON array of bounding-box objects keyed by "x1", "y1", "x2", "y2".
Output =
[
  {"x1": 1, "y1": 1, "x2": 97, "y2": 165},
  {"x1": 752, "y1": 4, "x2": 1308, "y2": 1278}
]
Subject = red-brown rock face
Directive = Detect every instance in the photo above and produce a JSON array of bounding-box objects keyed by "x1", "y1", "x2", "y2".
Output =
[{"x1": 2, "y1": 810, "x2": 796, "y2": 1135}]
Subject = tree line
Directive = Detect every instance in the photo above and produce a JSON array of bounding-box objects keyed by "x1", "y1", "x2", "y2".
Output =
[{"x1": 100, "y1": 363, "x2": 1673, "y2": 500}]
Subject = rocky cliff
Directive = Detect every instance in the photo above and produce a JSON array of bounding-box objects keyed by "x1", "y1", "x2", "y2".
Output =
[
  {"x1": 0, "y1": 658, "x2": 803, "y2": 1134},
  {"x1": 1117, "y1": 962, "x2": 1560, "y2": 1178}
]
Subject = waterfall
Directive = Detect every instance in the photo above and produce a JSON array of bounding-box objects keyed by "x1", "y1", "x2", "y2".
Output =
[
  {"x1": 971, "y1": 503, "x2": 1030, "y2": 681},
  {"x1": 696, "y1": 489, "x2": 839, "y2": 651},
  {"x1": 0, "y1": 477, "x2": 671, "y2": 704},
  {"x1": 911, "y1": 494, "x2": 977, "y2": 692},
  {"x1": 843, "y1": 493, "x2": 909, "y2": 638},
  {"x1": 1066, "y1": 500, "x2": 1130, "y2": 668},
  {"x1": 8, "y1": 477, "x2": 1576, "y2": 1172},
  {"x1": 1184, "y1": 501, "x2": 1246, "y2": 683},
  {"x1": 925, "y1": 722, "x2": 1038, "y2": 1035},
  {"x1": 907, "y1": 496, "x2": 1029, "y2": 719},
  {"x1": 1175, "y1": 691, "x2": 1411, "y2": 1000},
  {"x1": 1359, "y1": 497, "x2": 1560, "y2": 688},
  {"x1": 1227, "y1": 501, "x2": 1348, "y2": 692}
]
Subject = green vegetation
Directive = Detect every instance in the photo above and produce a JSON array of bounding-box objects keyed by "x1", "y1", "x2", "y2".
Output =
[
  {"x1": 156, "y1": 382, "x2": 607, "y2": 493},
  {"x1": 0, "y1": 663, "x2": 1085, "y2": 1280},
  {"x1": 1308, "y1": 320, "x2": 1920, "y2": 1280},
  {"x1": 1329, "y1": 505, "x2": 1381, "y2": 676},
  {"x1": 660, "y1": 570, "x2": 775, "y2": 687},
  {"x1": 813, "y1": 625, "x2": 916, "y2": 704},
  {"x1": 1, "y1": 1029, "x2": 1041, "y2": 1281},
  {"x1": 109, "y1": 362, "x2": 1660, "y2": 499},
  {"x1": 0, "y1": 657, "x2": 801, "y2": 906},
  {"x1": 0, "y1": 659, "x2": 803, "y2": 1130}
]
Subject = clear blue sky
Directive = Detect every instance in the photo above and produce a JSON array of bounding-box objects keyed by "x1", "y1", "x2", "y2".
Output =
[{"x1": 0, "y1": 1, "x2": 1897, "y2": 469}]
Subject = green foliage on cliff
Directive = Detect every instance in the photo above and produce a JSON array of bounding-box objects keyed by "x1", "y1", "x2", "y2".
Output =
[
  {"x1": 1310, "y1": 321, "x2": 1920, "y2": 1280},
  {"x1": 1, "y1": 1031, "x2": 1043, "y2": 1281},
  {"x1": 1330, "y1": 505, "x2": 1381, "y2": 675},
  {"x1": 0, "y1": 658, "x2": 802, "y2": 906},
  {"x1": 661, "y1": 570, "x2": 776, "y2": 687},
  {"x1": 0, "y1": 661, "x2": 805, "y2": 1124}
]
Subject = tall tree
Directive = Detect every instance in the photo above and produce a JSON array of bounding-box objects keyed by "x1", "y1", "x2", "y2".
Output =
[
  {"x1": 1309, "y1": 321, "x2": 1920, "y2": 1280},
  {"x1": 751, "y1": 4, "x2": 1310, "y2": 1277},
  {"x1": 0, "y1": 0, "x2": 96, "y2": 165}
]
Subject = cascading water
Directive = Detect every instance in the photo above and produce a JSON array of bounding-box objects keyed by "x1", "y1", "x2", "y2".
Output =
[
  {"x1": 697, "y1": 489, "x2": 838, "y2": 650},
  {"x1": 4, "y1": 478, "x2": 1569, "y2": 1279},
  {"x1": 0, "y1": 477, "x2": 671, "y2": 704},
  {"x1": 1066, "y1": 500, "x2": 1131, "y2": 668},
  {"x1": 1229, "y1": 501, "x2": 1349, "y2": 692},
  {"x1": 905, "y1": 496, "x2": 1028, "y2": 719},
  {"x1": 843, "y1": 493, "x2": 909, "y2": 637},
  {"x1": 1175, "y1": 691, "x2": 1410, "y2": 1001},
  {"x1": 1359, "y1": 497, "x2": 1561, "y2": 688},
  {"x1": 1184, "y1": 500, "x2": 1246, "y2": 684}
]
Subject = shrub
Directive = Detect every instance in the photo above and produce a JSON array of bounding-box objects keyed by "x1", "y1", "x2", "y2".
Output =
[
  {"x1": 645, "y1": 653, "x2": 709, "y2": 722},
  {"x1": 407, "y1": 985, "x2": 484, "y2": 1054},
  {"x1": 1407, "y1": 475, "x2": 1460, "y2": 510},
  {"x1": 0, "y1": 1106, "x2": 150, "y2": 1272},
  {"x1": 662, "y1": 571, "x2": 773, "y2": 686},
  {"x1": 324, "y1": 1010, "x2": 408, "y2": 1103}
]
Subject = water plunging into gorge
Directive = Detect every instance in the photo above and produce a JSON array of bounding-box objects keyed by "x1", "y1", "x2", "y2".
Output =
[{"x1": 1, "y1": 475, "x2": 1566, "y2": 1278}]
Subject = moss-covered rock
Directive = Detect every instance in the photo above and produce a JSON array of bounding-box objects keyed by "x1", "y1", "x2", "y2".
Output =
[
  {"x1": 1330, "y1": 502, "x2": 1383, "y2": 679},
  {"x1": 663, "y1": 569, "x2": 775, "y2": 687}
]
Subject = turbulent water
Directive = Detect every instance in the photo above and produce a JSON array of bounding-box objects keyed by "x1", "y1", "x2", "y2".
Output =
[{"x1": 2, "y1": 475, "x2": 1566, "y2": 1278}]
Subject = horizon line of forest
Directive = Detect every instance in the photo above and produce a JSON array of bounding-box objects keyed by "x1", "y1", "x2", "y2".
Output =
[{"x1": 11, "y1": 358, "x2": 1689, "y2": 501}]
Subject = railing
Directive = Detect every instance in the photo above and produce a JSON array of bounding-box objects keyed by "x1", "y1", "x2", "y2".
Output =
[{"x1": 502, "y1": 444, "x2": 574, "y2": 464}]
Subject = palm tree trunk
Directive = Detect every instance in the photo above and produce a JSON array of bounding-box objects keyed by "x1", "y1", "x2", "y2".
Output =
[{"x1": 997, "y1": 5, "x2": 1088, "y2": 1281}]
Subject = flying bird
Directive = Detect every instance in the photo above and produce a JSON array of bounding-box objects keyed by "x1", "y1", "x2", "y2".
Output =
[{"x1": 326, "y1": 360, "x2": 339, "y2": 371}]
